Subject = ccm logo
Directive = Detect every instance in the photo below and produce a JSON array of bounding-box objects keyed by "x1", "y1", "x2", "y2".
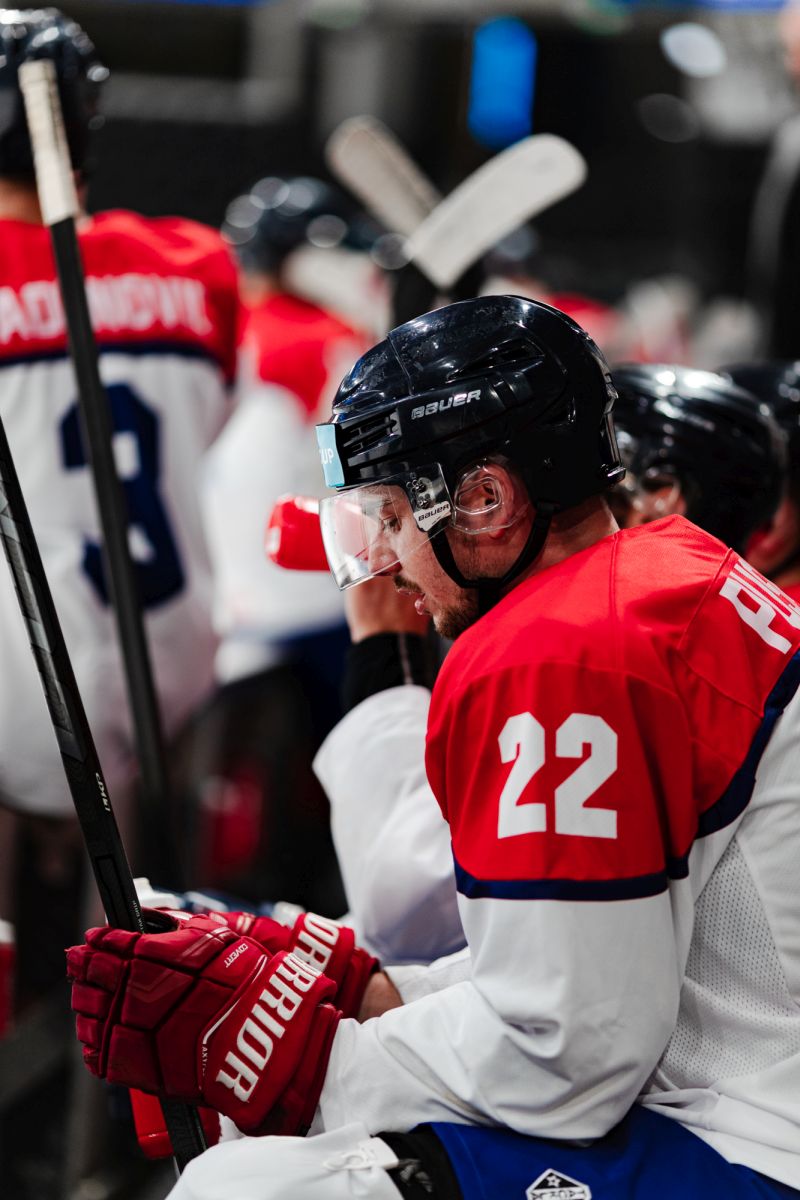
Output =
[
  {"x1": 319, "y1": 447, "x2": 336, "y2": 467},
  {"x1": 411, "y1": 390, "x2": 480, "y2": 419}
]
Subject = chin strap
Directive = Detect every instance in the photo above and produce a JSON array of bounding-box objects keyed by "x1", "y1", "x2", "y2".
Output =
[{"x1": 431, "y1": 502, "x2": 557, "y2": 617}]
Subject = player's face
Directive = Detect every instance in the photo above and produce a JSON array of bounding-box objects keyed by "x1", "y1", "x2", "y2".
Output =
[
  {"x1": 614, "y1": 470, "x2": 687, "y2": 528},
  {"x1": 393, "y1": 542, "x2": 481, "y2": 640},
  {"x1": 365, "y1": 488, "x2": 480, "y2": 638}
]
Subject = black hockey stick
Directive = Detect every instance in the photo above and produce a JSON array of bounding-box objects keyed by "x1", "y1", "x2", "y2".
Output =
[
  {"x1": 18, "y1": 61, "x2": 184, "y2": 891},
  {"x1": 0, "y1": 401, "x2": 206, "y2": 1170},
  {"x1": 17, "y1": 60, "x2": 206, "y2": 1168}
]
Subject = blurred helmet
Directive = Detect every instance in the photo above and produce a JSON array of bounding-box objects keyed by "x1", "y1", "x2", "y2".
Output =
[
  {"x1": 720, "y1": 361, "x2": 800, "y2": 494},
  {"x1": 611, "y1": 363, "x2": 786, "y2": 551},
  {"x1": 315, "y1": 294, "x2": 623, "y2": 593},
  {"x1": 221, "y1": 176, "x2": 377, "y2": 275},
  {"x1": 0, "y1": 8, "x2": 108, "y2": 178}
]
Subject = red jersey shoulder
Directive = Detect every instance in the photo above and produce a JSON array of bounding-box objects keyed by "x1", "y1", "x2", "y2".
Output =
[
  {"x1": 241, "y1": 293, "x2": 367, "y2": 420},
  {"x1": 84, "y1": 211, "x2": 237, "y2": 280},
  {"x1": 426, "y1": 518, "x2": 800, "y2": 899}
]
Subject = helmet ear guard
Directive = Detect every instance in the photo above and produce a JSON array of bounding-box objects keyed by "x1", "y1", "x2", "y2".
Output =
[{"x1": 452, "y1": 459, "x2": 526, "y2": 536}]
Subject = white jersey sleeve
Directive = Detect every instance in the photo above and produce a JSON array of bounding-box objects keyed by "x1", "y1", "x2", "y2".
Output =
[
  {"x1": 314, "y1": 686, "x2": 464, "y2": 965},
  {"x1": 316, "y1": 886, "x2": 683, "y2": 1138}
]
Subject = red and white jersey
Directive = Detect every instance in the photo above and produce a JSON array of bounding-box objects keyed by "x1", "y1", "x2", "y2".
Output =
[
  {"x1": 316, "y1": 517, "x2": 800, "y2": 1190},
  {"x1": 201, "y1": 292, "x2": 368, "y2": 683},
  {"x1": 0, "y1": 211, "x2": 239, "y2": 814}
]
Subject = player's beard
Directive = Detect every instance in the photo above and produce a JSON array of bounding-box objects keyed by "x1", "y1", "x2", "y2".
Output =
[{"x1": 394, "y1": 574, "x2": 480, "y2": 640}]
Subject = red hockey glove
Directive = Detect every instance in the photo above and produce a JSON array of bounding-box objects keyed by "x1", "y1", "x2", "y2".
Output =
[
  {"x1": 67, "y1": 911, "x2": 340, "y2": 1136},
  {"x1": 207, "y1": 909, "x2": 378, "y2": 1019}
]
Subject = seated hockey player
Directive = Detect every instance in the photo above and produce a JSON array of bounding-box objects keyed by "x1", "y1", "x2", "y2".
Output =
[
  {"x1": 608, "y1": 363, "x2": 786, "y2": 551},
  {"x1": 720, "y1": 362, "x2": 800, "y2": 602},
  {"x1": 68, "y1": 298, "x2": 800, "y2": 1200},
  {"x1": 315, "y1": 360, "x2": 790, "y2": 969}
]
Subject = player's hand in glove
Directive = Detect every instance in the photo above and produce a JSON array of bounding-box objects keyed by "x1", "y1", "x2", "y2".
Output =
[
  {"x1": 134, "y1": 877, "x2": 378, "y2": 1018},
  {"x1": 207, "y1": 909, "x2": 378, "y2": 1019},
  {"x1": 67, "y1": 911, "x2": 340, "y2": 1136}
]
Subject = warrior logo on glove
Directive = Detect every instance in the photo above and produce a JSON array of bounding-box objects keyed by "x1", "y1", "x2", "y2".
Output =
[{"x1": 66, "y1": 909, "x2": 376, "y2": 1136}]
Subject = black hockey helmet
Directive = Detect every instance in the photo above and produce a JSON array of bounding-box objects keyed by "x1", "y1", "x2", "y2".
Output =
[
  {"x1": 611, "y1": 363, "x2": 786, "y2": 551},
  {"x1": 221, "y1": 176, "x2": 377, "y2": 275},
  {"x1": 0, "y1": 8, "x2": 108, "y2": 178},
  {"x1": 720, "y1": 361, "x2": 800, "y2": 493},
  {"x1": 315, "y1": 294, "x2": 623, "y2": 592}
]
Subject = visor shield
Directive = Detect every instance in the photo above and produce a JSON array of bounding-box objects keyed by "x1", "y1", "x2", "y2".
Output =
[{"x1": 319, "y1": 466, "x2": 453, "y2": 589}]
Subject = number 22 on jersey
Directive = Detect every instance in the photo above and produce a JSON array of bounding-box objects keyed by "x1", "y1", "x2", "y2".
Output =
[{"x1": 498, "y1": 712, "x2": 618, "y2": 840}]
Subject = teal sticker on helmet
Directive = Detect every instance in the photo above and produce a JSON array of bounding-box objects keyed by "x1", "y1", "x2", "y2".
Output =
[{"x1": 316, "y1": 425, "x2": 345, "y2": 487}]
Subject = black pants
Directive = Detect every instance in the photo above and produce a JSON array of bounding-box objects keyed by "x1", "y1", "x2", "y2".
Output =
[{"x1": 381, "y1": 1129, "x2": 462, "y2": 1200}]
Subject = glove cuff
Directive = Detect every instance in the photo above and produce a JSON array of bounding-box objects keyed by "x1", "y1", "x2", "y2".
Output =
[{"x1": 289, "y1": 913, "x2": 379, "y2": 1019}]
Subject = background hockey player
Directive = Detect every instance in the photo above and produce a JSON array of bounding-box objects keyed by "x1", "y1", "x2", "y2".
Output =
[
  {"x1": 720, "y1": 361, "x2": 800, "y2": 603},
  {"x1": 173, "y1": 177, "x2": 376, "y2": 909},
  {"x1": 607, "y1": 363, "x2": 786, "y2": 547},
  {"x1": 0, "y1": 9, "x2": 239, "y2": 1025},
  {"x1": 69, "y1": 297, "x2": 800, "y2": 1200}
]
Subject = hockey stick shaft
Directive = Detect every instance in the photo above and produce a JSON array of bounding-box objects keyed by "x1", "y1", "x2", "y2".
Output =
[
  {"x1": 19, "y1": 60, "x2": 183, "y2": 890},
  {"x1": 18, "y1": 60, "x2": 205, "y2": 1169},
  {"x1": 0, "y1": 404, "x2": 206, "y2": 1172}
]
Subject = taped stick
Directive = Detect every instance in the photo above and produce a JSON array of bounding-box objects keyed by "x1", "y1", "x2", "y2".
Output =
[
  {"x1": 325, "y1": 115, "x2": 441, "y2": 237},
  {"x1": 405, "y1": 134, "x2": 587, "y2": 291},
  {"x1": 18, "y1": 58, "x2": 205, "y2": 1169}
]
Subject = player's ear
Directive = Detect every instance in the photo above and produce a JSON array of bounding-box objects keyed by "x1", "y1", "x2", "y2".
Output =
[{"x1": 453, "y1": 461, "x2": 524, "y2": 537}]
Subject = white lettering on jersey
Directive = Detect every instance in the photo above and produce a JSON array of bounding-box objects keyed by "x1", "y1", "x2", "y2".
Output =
[
  {"x1": 720, "y1": 559, "x2": 800, "y2": 653},
  {"x1": 212, "y1": 952, "x2": 321, "y2": 1104},
  {"x1": 498, "y1": 712, "x2": 618, "y2": 840},
  {"x1": 0, "y1": 274, "x2": 212, "y2": 346}
]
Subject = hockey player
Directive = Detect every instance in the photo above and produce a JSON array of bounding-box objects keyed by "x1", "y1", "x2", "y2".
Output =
[
  {"x1": 316, "y1": 361, "x2": 791, "y2": 968},
  {"x1": 68, "y1": 297, "x2": 800, "y2": 1199},
  {"x1": 608, "y1": 363, "x2": 786, "y2": 550},
  {"x1": 0, "y1": 9, "x2": 238, "y2": 1001},
  {"x1": 202, "y1": 175, "x2": 375, "y2": 687},
  {"x1": 720, "y1": 362, "x2": 800, "y2": 603},
  {"x1": 180, "y1": 178, "x2": 375, "y2": 905}
]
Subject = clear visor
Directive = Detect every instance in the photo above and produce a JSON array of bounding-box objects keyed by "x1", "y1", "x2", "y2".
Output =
[{"x1": 319, "y1": 466, "x2": 453, "y2": 590}]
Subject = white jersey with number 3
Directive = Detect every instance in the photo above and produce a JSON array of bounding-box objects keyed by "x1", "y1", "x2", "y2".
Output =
[{"x1": 0, "y1": 211, "x2": 239, "y2": 814}]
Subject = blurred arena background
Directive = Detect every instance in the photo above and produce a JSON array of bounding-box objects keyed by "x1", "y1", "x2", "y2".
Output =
[{"x1": 1, "y1": 0, "x2": 799, "y2": 1197}]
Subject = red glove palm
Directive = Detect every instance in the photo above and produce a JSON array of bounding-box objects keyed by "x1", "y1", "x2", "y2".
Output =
[
  {"x1": 67, "y1": 911, "x2": 340, "y2": 1136},
  {"x1": 209, "y1": 909, "x2": 377, "y2": 1019}
]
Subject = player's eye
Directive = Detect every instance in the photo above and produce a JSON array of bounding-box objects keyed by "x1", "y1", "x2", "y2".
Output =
[{"x1": 379, "y1": 508, "x2": 401, "y2": 534}]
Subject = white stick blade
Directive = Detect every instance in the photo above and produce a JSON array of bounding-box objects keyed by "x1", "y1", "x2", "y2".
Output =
[
  {"x1": 405, "y1": 134, "x2": 587, "y2": 290},
  {"x1": 325, "y1": 114, "x2": 441, "y2": 237},
  {"x1": 19, "y1": 59, "x2": 79, "y2": 226}
]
